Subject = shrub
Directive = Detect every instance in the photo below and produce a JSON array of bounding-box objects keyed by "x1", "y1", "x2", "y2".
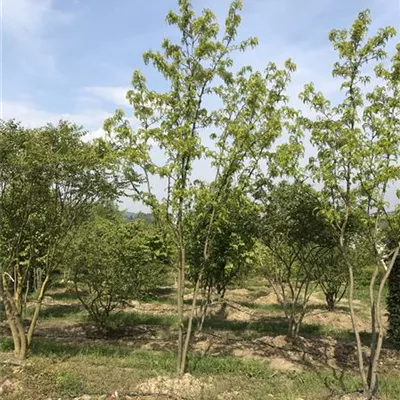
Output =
[{"x1": 66, "y1": 206, "x2": 170, "y2": 332}]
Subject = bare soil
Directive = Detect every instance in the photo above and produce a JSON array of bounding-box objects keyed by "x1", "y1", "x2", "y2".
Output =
[{"x1": 1, "y1": 284, "x2": 400, "y2": 400}]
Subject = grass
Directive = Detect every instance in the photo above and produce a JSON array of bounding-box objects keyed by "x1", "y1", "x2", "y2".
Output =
[
  {"x1": 26, "y1": 303, "x2": 85, "y2": 320},
  {"x1": 353, "y1": 284, "x2": 388, "y2": 304},
  {"x1": 1, "y1": 282, "x2": 398, "y2": 399},
  {"x1": 200, "y1": 315, "x2": 362, "y2": 342},
  {"x1": 1, "y1": 337, "x2": 399, "y2": 400},
  {"x1": 236, "y1": 300, "x2": 283, "y2": 312},
  {"x1": 34, "y1": 305, "x2": 358, "y2": 342},
  {"x1": 56, "y1": 370, "x2": 84, "y2": 397}
]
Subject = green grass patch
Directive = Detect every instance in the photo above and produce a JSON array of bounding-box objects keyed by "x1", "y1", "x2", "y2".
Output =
[
  {"x1": 56, "y1": 370, "x2": 84, "y2": 397},
  {"x1": 1, "y1": 339, "x2": 399, "y2": 400}
]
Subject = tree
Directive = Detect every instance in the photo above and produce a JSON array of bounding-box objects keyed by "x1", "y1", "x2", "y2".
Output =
[
  {"x1": 315, "y1": 246, "x2": 348, "y2": 311},
  {"x1": 104, "y1": 0, "x2": 296, "y2": 375},
  {"x1": 315, "y1": 214, "x2": 366, "y2": 311},
  {"x1": 0, "y1": 120, "x2": 120, "y2": 360},
  {"x1": 257, "y1": 181, "x2": 331, "y2": 339},
  {"x1": 300, "y1": 10, "x2": 400, "y2": 396},
  {"x1": 67, "y1": 204, "x2": 170, "y2": 333},
  {"x1": 186, "y1": 185, "x2": 258, "y2": 328}
]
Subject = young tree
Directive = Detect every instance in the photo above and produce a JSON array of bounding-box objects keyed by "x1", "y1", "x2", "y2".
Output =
[
  {"x1": 0, "y1": 120, "x2": 119, "y2": 360},
  {"x1": 257, "y1": 181, "x2": 330, "y2": 339},
  {"x1": 186, "y1": 185, "x2": 259, "y2": 331},
  {"x1": 104, "y1": 0, "x2": 296, "y2": 375},
  {"x1": 315, "y1": 246, "x2": 348, "y2": 311},
  {"x1": 300, "y1": 10, "x2": 399, "y2": 395}
]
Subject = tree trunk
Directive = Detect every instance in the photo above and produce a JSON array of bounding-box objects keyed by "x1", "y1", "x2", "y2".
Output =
[
  {"x1": 198, "y1": 285, "x2": 211, "y2": 332},
  {"x1": 367, "y1": 246, "x2": 400, "y2": 394},
  {"x1": 3, "y1": 294, "x2": 21, "y2": 356},
  {"x1": 2, "y1": 287, "x2": 28, "y2": 360},
  {"x1": 180, "y1": 273, "x2": 202, "y2": 374},
  {"x1": 287, "y1": 317, "x2": 298, "y2": 339},
  {"x1": 347, "y1": 260, "x2": 367, "y2": 388},
  {"x1": 176, "y1": 247, "x2": 185, "y2": 376},
  {"x1": 325, "y1": 291, "x2": 336, "y2": 311},
  {"x1": 27, "y1": 274, "x2": 50, "y2": 346}
]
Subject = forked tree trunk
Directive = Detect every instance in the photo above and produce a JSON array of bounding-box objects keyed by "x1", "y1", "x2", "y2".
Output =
[
  {"x1": 325, "y1": 291, "x2": 336, "y2": 311},
  {"x1": 345, "y1": 244, "x2": 400, "y2": 398},
  {"x1": 1, "y1": 272, "x2": 50, "y2": 360},
  {"x1": 27, "y1": 274, "x2": 50, "y2": 345}
]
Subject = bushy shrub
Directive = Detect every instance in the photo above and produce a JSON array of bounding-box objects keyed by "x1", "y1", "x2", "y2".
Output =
[
  {"x1": 66, "y1": 206, "x2": 170, "y2": 332},
  {"x1": 387, "y1": 208, "x2": 400, "y2": 348},
  {"x1": 388, "y1": 255, "x2": 400, "y2": 348}
]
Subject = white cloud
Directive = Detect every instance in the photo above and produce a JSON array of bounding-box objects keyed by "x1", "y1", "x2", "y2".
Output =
[
  {"x1": 85, "y1": 86, "x2": 130, "y2": 106},
  {"x1": 3, "y1": 0, "x2": 73, "y2": 39},
  {"x1": 3, "y1": 0, "x2": 74, "y2": 72},
  {"x1": 84, "y1": 127, "x2": 106, "y2": 142},
  {"x1": 1, "y1": 100, "x2": 110, "y2": 141}
]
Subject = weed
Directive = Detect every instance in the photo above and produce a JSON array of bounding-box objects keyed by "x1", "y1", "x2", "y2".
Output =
[{"x1": 56, "y1": 370, "x2": 84, "y2": 397}]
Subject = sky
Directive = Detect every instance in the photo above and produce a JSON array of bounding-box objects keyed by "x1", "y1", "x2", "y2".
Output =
[{"x1": 1, "y1": 0, "x2": 400, "y2": 211}]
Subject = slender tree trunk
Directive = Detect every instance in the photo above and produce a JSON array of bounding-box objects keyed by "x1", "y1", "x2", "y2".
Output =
[
  {"x1": 14, "y1": 271, "x2": 23, "y2": 315},
  {"x1": 367, "y1": 263, "x2": 379, "y2": 387},
  {"x1": 180, "y1": 273, "x2": 202, "y2": 374},
  {"x1": 198, "y1": 285, "x2": 211, "y2": 332},
  {"x1": 287, "y1": 316, "x2": 295, "y2": 338},
  {"x1": 23, "y1": 271, "x2": 31, "y2": 318},
  {"x1": 368, "y1": 246, "x2": 400, "y2": 394},
  {"x1": 294, "y1": 320, "x2": 301, "y2": 339},
  {"x1": 27, "y1": 274, "x2": 50, "y2": 346},
  {"x1": 2, "y1": 294, "x2": 21, "y2": 356},
  {"x1": 176, "y1": 247, "x2": 185, "y2": 376},
  {"x1": 13, "y1": 315, "x2": 27, "y2": 360},
  {"x1": 347, "y1": 259, "x2": 367, "y2": 388}
]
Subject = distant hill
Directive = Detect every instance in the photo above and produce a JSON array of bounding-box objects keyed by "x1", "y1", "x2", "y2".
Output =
[{"x1": 123, "y1": 211, "x2": 154, "y2": 222}]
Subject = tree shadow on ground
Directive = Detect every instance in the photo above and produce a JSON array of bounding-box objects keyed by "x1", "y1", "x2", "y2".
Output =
[
  {"x1": 201, "y1": 314, "x2": 323, "y2": 338},
  {"x1": 144, "y1": 287, "x2": 175, "y2": 301},
  {"x1": 37, "y1": 304, "x2": 83, "y2": 319},
  {"x1": 49, "y1": 290, "x2": 80, "y2": 302}
]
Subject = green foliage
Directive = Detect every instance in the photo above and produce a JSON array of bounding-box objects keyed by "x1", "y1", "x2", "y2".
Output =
[
  {"x1": 187, "y1": 186, "x2": 259, "y2": 296},
  {"x1": 0, "y1": 119, "x2": 121, "y2": 357},
  {"x1": 258, "y1": 181, "x2": 332, "y2": 283},
  {"x1": 67, "y1": 204, "x2": 170, "y2": 331},
  {"x1": 300, "y1": 9, "x2": 399, "y2": 391},
  {"x1": 257, "y1": 181, "x2": 338, "y2": 337},
  {"x1": 0, "y1": 120, "x2": 120, "y2": 281},
  {"x1": 387, "y1": 256, "x2": 400, "y2": 348},
  {"x1": 103, "y1": 0, "x2": 297, "y2": 374},
  {"x1": 315, "y1": 247, "x2": 348, "y2": 310},
  {"x1": 387, "y1": 207, "x2": 400, "y2": 348},
  {"x1": 258, "y1": 181, "x2": 330, "y2": 246},
  {"x1": 300, "y1": 9, "x2": 399, "y2": 233}
]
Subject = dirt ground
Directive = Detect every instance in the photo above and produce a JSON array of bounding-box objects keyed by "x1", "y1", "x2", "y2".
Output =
[{"x1": 1, "y1": 284, "x2": 399, "y2": 400}]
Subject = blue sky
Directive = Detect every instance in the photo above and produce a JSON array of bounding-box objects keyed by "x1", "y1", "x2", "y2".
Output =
[{"x1": 2, "y1": 0, "x2": 399, "y2": 210}]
